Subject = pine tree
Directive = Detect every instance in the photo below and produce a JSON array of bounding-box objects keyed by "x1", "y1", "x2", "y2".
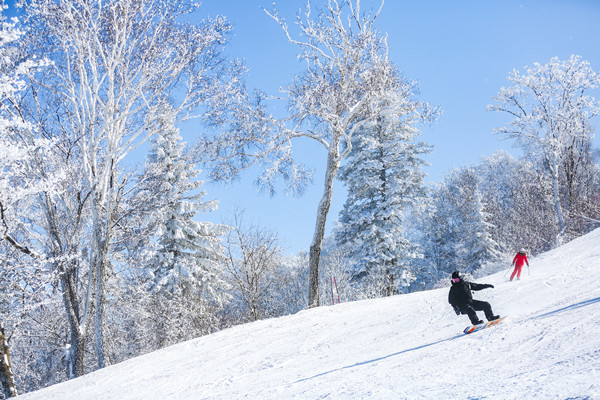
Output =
[
  {"x1": 451, "y1": 168, "x2": 500, "y2": 273},
  {"x1": 336, "y1": 114, "x2": 431, "y2": 297},
  {"x1": 419, "y1": 167, "x2": 500, "y2": 285},
  {"x1": 144, "y1": 111, "x2": 228, "y2": 345}
]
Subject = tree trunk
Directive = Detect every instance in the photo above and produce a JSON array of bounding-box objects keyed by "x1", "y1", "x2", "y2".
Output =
[
  {"x1": 45, "y1": 193, "x2": 90, "y2": 379},
  {"x1": 94, "y1": 239, "x2": 109, "y2": 370},
  {"x1": 308, "y1": 139, "x2": 341, "y2": 308},
  {"x1": 60, "y1": 268, "x2": 87, "y2": 378},
  {"x1": 66, "y1": 323, "x2": 86, "y2": 380},
  {"x1": 93, "y1": 183, "x2": 120, "y2": 370},
  {"x1": 551, "y1": 165, "x2": 566, "y2": 246},
  {"x1": 91, "y1": 180, "x2": 116, "y2": 370},
  {"x1": 0, "y1": 322, "x2": 17, "y2": 398}
]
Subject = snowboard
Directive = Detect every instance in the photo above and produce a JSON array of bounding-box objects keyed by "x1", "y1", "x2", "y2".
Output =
[{"x1": 463, "y1": 316, "x2": 506, "y2": 334}]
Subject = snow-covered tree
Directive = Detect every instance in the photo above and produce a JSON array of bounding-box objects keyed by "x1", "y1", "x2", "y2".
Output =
[
  {"x1": 418, "y1": 167, "x2": 500, "y2": 285},
  {"x1": 202, "y1": 0, "x2": 436, "y2": 307},
  {"x1": 223, "y1": 210, "x2": 283, "y2": 323},
  {"x1": 144, "y1": 111, "x2": 228, "y2": 345},
  {"x1": 266, "y1": 0, "x2": 437, "y2": 307},
  {"x1": 450, "y1": 168, "x2": 500, "y2": 273},
  {"x1": 15, "y1": 0, "x2": 244, "y2": 375},
  {"x1": 0, "y1": 321, "x2": 17, "y2": 399},
  {"x1": 335, "y1": 113, "x2": 431, "y2": 297},
  {"x1": 0, "y1": 4, "x2": 51, "y2": 396},
  {"x1": 476, "y1": 151, "x2": 557, "y2": 254},
  {"x1": 148, "y1": 113, "x2": 226, "y2": 295},
  {"x1": 489, "y1": 55, "x2": 600, "y2": 246}
]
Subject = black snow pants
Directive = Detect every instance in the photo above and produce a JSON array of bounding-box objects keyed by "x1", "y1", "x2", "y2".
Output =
[{"x1": 460, "y1": 300, "x2": 494, "y2": 324}]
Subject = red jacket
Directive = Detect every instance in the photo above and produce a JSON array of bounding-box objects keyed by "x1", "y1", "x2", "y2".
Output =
[{"x1": 513, "y1": 252, "x2": 529, "y2": 267}]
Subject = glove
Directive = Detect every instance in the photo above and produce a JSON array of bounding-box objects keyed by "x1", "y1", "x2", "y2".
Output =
[
  {"x1": 486, "y1": 284, "x2": 494, "y2": 289},
  {"x1": 454, "y1": 307, "x2": 461, "y2": 315}
]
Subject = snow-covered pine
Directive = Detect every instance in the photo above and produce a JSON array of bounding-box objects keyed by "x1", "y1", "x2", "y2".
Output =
[
  {"x1": 418, "y1": 167, "x2": 500, "y2": 284},
  {"x1": 335, "y1": 113, "x2": 431, "y2": 297},
  {"x1": 446, "y1": 168, "x2": 501, "y2": 274},
  {"x1": 144, "y1": 111, "x2": 229, "y2": 346}
]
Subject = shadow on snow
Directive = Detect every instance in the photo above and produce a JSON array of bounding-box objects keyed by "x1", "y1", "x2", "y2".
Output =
[
  {"x1": 532, "y1": 296, "x2": 600, "y2": 320},
  {"x1": 292, "y1": 296, "x2": 600, "y2": 385},
  {"x1": 293, "y1": 333, "x2": 464, "y2": 384}
]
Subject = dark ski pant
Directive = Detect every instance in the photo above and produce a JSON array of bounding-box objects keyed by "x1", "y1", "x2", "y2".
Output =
[{"x1": 460, "y1": 300, "x2": 495, "y2": 324}]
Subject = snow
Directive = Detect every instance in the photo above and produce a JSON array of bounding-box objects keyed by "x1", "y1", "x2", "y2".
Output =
[{"x1": 19, "y1": 229, "x2": 600, "y2": 399}]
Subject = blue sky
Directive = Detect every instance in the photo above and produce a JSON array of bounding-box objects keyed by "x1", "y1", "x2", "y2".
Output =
[
  {"x1": 196, "y1": 0, "x2": 600, "y2": 254},
  {"x1": 6, "y1": 0, "x2": 600, "y2": 255}
]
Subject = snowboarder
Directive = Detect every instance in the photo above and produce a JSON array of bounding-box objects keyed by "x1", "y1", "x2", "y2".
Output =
[
  {"x1": 448, "y1": 271, "x2": 499, "y2": 325},
  {"x1": 510, "y1": 248, "x2": 529, "y2": 281}
]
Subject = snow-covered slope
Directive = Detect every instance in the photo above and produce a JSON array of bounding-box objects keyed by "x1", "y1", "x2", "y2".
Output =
[{"x1": 20, "y1": 229, "x2": 600, "y2": 399}]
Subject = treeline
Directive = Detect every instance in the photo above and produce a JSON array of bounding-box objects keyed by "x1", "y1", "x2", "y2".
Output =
[{"x1": 325, "y1": 56, "x2": 600, "y2": 297}]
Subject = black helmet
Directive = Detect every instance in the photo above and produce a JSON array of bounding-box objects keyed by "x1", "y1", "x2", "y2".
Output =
[{"x1": 451, "y1": 271, "x2": 463, "y2": 283}]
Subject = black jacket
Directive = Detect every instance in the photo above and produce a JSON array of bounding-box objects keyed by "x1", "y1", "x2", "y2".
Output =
[{"x1": 448, "y1": 280, "x2": 491, "y2": 308}]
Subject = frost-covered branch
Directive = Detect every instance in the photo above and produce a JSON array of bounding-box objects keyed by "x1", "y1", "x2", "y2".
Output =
[
  {"x1": 489, "y1": 55, "x2": 600, "y2": 245},
  {"x1": 0, "y1": 201, "x2": 35, "y2": 257}
]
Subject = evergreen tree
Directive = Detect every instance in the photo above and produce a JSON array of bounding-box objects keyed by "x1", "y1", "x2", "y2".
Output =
[
  {"x1": 144, "y1": 111, "x2": 228, "y2": 346},
  {"x1": 451, "y1": 168, "x2": 500, "y2": 273},
  {"x1": 336, "y1": 114, "x2": 431, "y2": 297},
  {"x1": 418, "y1": 167, "x2": 500, "y2": 285},
  {"x1": 417, "y1": 185, "x2": 457, "y2": 285}
]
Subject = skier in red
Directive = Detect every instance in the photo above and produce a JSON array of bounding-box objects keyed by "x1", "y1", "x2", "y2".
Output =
[{"x1": 510, "y1": 248, "x2": 529, "y2": 281}]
